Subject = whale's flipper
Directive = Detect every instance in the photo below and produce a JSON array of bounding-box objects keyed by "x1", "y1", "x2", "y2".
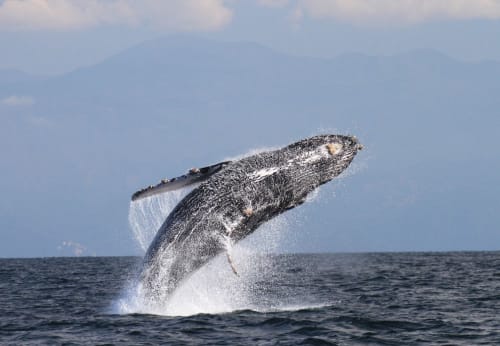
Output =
[
  {"x1": 226, "y1": 251, "x2": 239, "y2": 276},
  {"x1": 131, "y1": 161, "x2": 231, "y2": 201}
]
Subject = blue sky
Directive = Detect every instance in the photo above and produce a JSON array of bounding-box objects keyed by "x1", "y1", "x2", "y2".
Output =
[
  {"x1": 1, "y1": 0, "x2": 500, "y2": 74},
  {"x1": 1, "y1": 1, "x2": 499, "y2": 257}
]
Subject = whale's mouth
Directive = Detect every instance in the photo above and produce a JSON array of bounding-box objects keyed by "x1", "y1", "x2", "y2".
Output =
[{"x1": 350, "y1": 136, "x2": 364, "y2": 151}]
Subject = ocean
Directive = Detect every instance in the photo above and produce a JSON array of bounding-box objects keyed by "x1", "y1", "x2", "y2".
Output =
[{"x1": 1, "y1": 252, "x2": 499, "y2": 345}]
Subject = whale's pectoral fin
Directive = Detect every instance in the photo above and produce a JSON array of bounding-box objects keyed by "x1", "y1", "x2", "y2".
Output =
[
  {"x1": 227, "y1": 251, "x2": 239, "y2": 276},
  {"x1": 131, "y1": 161, "x2": 232, "y2": 201}
]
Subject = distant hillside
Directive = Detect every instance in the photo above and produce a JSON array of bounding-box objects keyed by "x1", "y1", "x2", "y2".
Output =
[{"x1": 1, "y1": 36, "x2": 499, "y2": 257}]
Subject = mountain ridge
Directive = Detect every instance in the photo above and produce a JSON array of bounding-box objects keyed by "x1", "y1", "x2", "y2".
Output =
[{"x1": 0, "y1": 36, "x2": 498, "y2": 257}]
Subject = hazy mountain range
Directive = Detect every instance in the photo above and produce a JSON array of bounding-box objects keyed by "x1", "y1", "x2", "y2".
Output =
[{"x1": 1, "y1": 36, "x2": 498, "y2": 257}]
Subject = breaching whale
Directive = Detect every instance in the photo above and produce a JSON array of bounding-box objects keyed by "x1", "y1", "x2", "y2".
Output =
[{"x1": 132, "y1": 134, "x2": 363, "y2": 301}]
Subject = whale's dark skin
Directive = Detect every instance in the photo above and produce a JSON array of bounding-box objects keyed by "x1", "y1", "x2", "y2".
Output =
[{"x1": 137, "y1": 134, "x2": 363, "y2": 301}]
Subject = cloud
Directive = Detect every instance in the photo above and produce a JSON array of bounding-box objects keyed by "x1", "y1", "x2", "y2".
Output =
[
  {"x1": 258, "y1": 0, "x2": 290, "y2": 7},
  {"x1": 57, "y1": 240, "x2": 92, "y2": 256},
  {"x1": 0, "y1": 0, "x2": 232, "y2": 31},
  {"x1": 2, "y1": 1, "x2": 498, "y2": 31},
  {"x1": 1, "y1": 95, "x2": 35, "y2": 106},
  {"x1": 293, "y1": 0, "x2": 500, "y2": 25}
]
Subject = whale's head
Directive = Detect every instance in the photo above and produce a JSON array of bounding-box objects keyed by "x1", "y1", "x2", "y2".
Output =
[{"x1": 287, "y1": 134, "x2": 363, "y2": 184}]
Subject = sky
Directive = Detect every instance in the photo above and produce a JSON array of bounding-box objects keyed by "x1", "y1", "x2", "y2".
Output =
[
  {"x1": 1, "y1": 0, "x2": 499, "y2": 257},
  {"x1": 1, "y1": 0, "x2": 500, "y2": 74}
]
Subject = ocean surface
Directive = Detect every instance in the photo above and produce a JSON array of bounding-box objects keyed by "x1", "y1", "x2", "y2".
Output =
[{"x1": 1, "y1": 252, "x2": 499, "y2": 345}]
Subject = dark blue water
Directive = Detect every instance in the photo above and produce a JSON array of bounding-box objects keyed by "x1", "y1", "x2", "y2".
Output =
[{"x1": 1, "y1": 252, "x2": 499, "y2": 345}]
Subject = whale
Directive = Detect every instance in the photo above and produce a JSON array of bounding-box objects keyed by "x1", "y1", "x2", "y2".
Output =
[{"x1": 133, "y1": 134, "x2": 363, "y2": 302}]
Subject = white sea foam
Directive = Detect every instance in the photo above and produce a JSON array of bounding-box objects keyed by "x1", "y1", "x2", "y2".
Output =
[{"x1": 113, "y1": 209, "x2": 302, "y2": 316}]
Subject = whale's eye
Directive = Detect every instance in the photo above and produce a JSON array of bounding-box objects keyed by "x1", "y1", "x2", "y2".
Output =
[{"x1": 326, "y1": 143, "x2": 342, "y2": 155}]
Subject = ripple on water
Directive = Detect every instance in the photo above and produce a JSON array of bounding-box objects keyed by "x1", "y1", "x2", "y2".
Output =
[{"x1": 1, "y1": 252, "x2": 500, "y2": 345}]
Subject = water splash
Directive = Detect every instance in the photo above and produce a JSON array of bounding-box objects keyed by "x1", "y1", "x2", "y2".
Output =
[
  {"x1": 223, "y1": 146, "x2": 279, "y2": 162},
  {"x1": 114, "y1": 210, "x2": 301, "y2": 316},
  {"x1": 128, "y1": 188, "x2": 194, "y2": 253}
]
